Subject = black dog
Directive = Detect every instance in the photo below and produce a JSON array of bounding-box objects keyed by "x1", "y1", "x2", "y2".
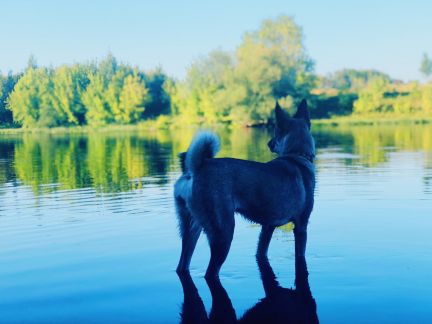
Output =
[{"x1": 175, "y1": 100, "x2": 315, "y2": 278}]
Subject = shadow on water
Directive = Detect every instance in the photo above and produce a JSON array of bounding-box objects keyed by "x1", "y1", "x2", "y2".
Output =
[{"x1": 178, "y1": 256, "x2": 318, "y2": 324}]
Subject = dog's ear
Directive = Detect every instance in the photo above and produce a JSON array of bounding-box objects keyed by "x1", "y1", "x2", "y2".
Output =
[
  {"x1": 293, "y1": 99, "x2": 310, "y2": 128},
  {"x1": 275, "y1": 101, "x2": 289, "y2": 129}
]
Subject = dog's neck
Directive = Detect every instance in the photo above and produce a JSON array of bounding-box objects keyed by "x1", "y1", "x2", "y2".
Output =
[{"x1": 278, "y1": 152, "x2": 315, "y2": 163}]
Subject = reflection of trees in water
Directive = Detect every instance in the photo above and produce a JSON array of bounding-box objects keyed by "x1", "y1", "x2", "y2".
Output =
[
  {"x1": 315, "y1": 124, "x2": 432, "y2": 167},
  {"x1": 4, "y1": 133, "x2": 173, "y2": 194},
  {"x1": 0, "y1": 141, "x2": 16, "y2": 187},
  {"x1": 1, "y1": 124, "x2": 432, "y2": 194},
  {"x1": 13, "y1": 135, "x2": 94, "y2": 194},
  {"x1": 313, "y1": 127, "x2": 354, "y2": 150},
  {"x1": 423, "y1": 152, "x2": 432, "y2": 194}
]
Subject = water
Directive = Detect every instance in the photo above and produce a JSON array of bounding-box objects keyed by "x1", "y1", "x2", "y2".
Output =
[{"x1": 0, "y1": 125, "x2": 431, "y2": 323}]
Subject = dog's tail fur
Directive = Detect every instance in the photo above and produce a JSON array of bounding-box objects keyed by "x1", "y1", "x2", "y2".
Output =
[{"x1": 179, "y1": 132, "x2": 220, "y2": 174}]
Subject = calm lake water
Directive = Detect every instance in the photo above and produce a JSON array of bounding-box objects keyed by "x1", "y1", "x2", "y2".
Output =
[{"x1": 1, "y1": 124, "x2": 432, "y2": 323}]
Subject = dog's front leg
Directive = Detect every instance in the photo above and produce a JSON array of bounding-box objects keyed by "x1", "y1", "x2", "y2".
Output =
[{"x1": 256, "y1": 225, "x2": 276, "y2": 260}]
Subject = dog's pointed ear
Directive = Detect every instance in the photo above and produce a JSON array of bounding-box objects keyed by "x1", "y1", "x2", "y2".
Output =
[
  {"x1": 275, "y1": 101, "x2": 288, "y2": 128},
  {"x1": 294, "y1": 99, "x2": 310, "y2": 128}
]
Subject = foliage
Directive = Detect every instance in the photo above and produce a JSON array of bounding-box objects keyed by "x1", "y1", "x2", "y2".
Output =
[
  {"x1": 420, "y1": 53, "x2": 432, "y2": 78},
  {"x1": 1, "y1": 17, "x2": 432, "y2": 129},
  {"x1": 235, "y1": 16, "x2": 315, "y2": 105},
  {"x1": 167, "y1": 50, "x2": 235, "y2": 124},
  {"x1": 50, "y1": 64, "x2": 90, "y2": 125},
  {"x1": 354, "y1": 76, "x2": 390, "y2": 114},
  {"x1": 309, "y1": 93, "x2": 357, "y2": 118},
  {"x1": 142, "y1": 68, "x2": 171, "y2": 118},
  {"x1": 4, "y1": 55, "x2": 169, "y2": 128},
  {"x1": 0, "y1": 72, "x2": 21, "y2": 126},
  {"x1": 168, "y1": 15, "x2": 315, "y2": 125},
  {"x1": 80, "y1": 55, "x2": 148, "y2": 126},
  {"x1": 7, "y1": 67, "x2": 57, "y2": 127},
  {"x1": 321, "y1": 69, "x2": 393, "y2": 91},
  {"x1": 353, "y1": 78, "x2": 432, "y2": 116}
]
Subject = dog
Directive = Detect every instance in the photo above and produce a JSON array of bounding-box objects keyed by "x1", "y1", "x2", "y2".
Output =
[{"x1": 174, "y1": 99, "x2": 315, "y2": 279}]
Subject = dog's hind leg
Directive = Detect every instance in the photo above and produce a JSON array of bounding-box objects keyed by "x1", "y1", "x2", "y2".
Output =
[
  {"x1": 176, "y1": 198, "x2": 202, "y2": 273},
  {"x1": 294, "y1": 225, "x2": 308, "y2": 257},
  {"x1": 256, "y1": 225, "x2": 275, "y2": 260},
  {"x1": 204, "y1": 213, "x2": 235, "y2": 279}
]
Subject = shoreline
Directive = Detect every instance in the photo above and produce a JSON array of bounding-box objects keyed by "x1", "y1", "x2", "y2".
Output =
[
  {"x1": 1, "y1": 116, "x2": 432, "y2": 135},
  {"x1": 312, "y1": 116, "x2": 432, "y2": 126}
]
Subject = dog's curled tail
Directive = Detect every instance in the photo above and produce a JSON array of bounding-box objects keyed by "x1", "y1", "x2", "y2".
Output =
[{"x1": 180, "y1": 132, "x2": 220, "y2": 174}]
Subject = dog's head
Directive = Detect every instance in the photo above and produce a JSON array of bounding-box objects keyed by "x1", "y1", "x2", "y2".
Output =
[{"x1": 268, "y1": 100, "x2": 315, "y2": 160}]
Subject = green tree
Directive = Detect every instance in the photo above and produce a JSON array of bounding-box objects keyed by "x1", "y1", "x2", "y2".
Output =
[
  {"x1": 233, "y1": 15, "x2": 315, "y2": 123},
  {"x1": 81, "y1": 55, "x2": 149, "y2": 126},
  {"x1": 353, "y1": 76, "x2": 390, "y2": 114},
  {"x1": 115, "y1": 73, "x2": 147, "y2": 123},
  {"x1": 7, "y1": 67, "x2": 62, "y2": 127},
  {"x1": 179, "y1": 50, "x2": 234, "y2": 123},
  {"x1": 81, "y1": 71, "x2": 111, "y2": 126},
  {"x1": 420, "y1": 53, "x2": 432, "y2": 78},
  {"x1": 81, "y1": 56, "x2": 117, "y2": 126},
  {"x1": 50, "y1": 64, "x2": 90, "y2": 125},
  {"x1": 0, "y1": 72, "x2": 21, "y2": 126},
  {"x1": 27, "y1": 55, "x2": 38, "y2": 70},
  {"x1": 321, "y1": 69, "x2": 393, "y2": 91},
  {"x1": 168, "y1": 16, "x2": 315, "y2": 125},
  {"x1": 142, "y1": 68, "x2": 171, "y2": 118}
]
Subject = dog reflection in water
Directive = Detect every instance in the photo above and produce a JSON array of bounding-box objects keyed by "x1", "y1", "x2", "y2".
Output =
[{"x1": 177, "y1": 255, "x2": 318, "y2": 324}]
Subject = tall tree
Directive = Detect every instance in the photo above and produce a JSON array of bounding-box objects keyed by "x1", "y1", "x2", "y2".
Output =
[
  {"x1": 169, "y1": 16, "x2": 315, "y2": 125},
  {"x1": 81, "y1": 55, "x2": 149, "y2": 126},
  {"x1": 81, "y1": 55, "x2": 119, "y2": 126},
  {"x1": 50, "y1": 64, "x2": 90, "y2": 125},
  {"x1": 7, "y1": 67, "x2": 62, "y2": 127},
  {"x1": 115, "y1": 73, "x2": 147, "y2": 123},
  {"x1": 183, "y1": 50, "x2": 234, "y2": 123},
  {"x1": 142, "y1": 68, "x2": 171, "y2": 118},
  {"x1": 0, "y1": 72, "x2": 21, "y2": 125},
  {"x1": 233, "y1": 15, "x2": 315, "y2": 123},
  {"x1": 420, "y1": 53, "x2": 432, "y2": 78}
]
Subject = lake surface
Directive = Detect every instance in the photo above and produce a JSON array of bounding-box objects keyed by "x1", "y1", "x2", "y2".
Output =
[{"x1": 1, "y1": 124, "x2": 432, "y2": 323}]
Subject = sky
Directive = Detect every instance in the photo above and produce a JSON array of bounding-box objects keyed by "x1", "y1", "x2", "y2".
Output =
[{"x1": 1, "y1": 0, "x2": 431, "y2": 81}]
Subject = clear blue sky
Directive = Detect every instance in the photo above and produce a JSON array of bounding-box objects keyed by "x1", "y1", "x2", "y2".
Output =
[{"x1": 1, "y1": 0, "x2": 431, "y2": 81}]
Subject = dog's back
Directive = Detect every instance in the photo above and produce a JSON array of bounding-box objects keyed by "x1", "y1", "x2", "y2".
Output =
[{"x1": 182, "y1": 156, "x2": 314, "y2": 227}]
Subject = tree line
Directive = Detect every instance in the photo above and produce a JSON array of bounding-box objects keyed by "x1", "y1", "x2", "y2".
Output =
[
  {"x1": 1, "y1": 54, "x2": 170, "y2": 128},
  {"x1": 1, "y1": 15, "x2": 432, "y2": 129},
  {"x1": 315, "y1": 69, "x2": 432, "y2": 118}
]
